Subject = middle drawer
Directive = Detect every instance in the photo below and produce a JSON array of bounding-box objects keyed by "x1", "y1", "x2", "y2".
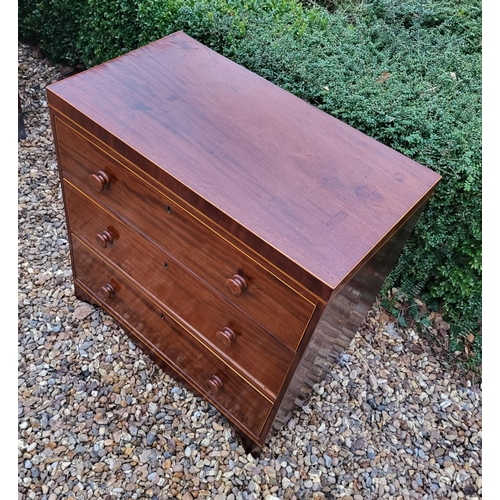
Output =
[{"x1": 64, "y1": 180, "x2": 293, "y2": 398}]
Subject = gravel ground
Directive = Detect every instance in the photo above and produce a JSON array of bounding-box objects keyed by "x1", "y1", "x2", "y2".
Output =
[{"x1": 18, "y1": 41, "x2": 482, "y2": 500}]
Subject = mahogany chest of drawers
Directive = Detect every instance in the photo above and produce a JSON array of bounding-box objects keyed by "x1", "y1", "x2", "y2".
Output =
[{"x1": 47, "y1": 31, "x2": 440, "y2": 452}]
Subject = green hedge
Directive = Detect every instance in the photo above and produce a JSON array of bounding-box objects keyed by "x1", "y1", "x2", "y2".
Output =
[{"x1": 19, "y1": 0, "x2": 482, "y2": 370}]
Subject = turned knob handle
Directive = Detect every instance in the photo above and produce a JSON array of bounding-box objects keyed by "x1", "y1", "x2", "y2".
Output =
[
  {"x1": 206, "y1": 375, "x2": 223, "y2": 394},
  {"x1": 100, "y1": 282, "x2": 115, "y2": 299},
  {"x1": 89, "y1": 170, "x2": 110, "y2": 192},
  {"x1": 224, "y1": 274, "x2": 247, "y2": 297},
  {"x1": 95, "y1": 229, "x2": 113, "y2": 248},
  {"x1": 215, "y1": 327, "x2": 236, "y2": 347}
]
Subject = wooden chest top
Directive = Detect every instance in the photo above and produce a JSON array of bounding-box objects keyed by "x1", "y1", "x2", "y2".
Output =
[{"x1": 47, "y1": 31, "x2": 440, "y2": 297}]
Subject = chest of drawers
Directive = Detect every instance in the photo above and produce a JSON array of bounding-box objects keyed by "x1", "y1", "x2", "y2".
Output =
[{"x1": 47, "y1": 31, "x2": 440, "y2": 452}]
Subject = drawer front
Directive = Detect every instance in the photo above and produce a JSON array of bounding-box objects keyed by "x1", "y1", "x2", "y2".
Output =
[
  {"x1": 71, "y1": 236, "x2": 273, "y2": 438},
  {"x1": 55, "y1": 117, "x2": 315, "y2": 351},
  {"x1": 64, "y1": 180, "x2": 293, "y2": 397}
]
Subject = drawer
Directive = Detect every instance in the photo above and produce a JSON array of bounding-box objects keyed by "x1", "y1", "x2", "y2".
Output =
[
  {"x1": 54, "y1": 117, "x2": 315, "y2": 351},
  {"x1": 64, "y1": 180, "x2": 293, "y2": 397},
  {"x1": 71, "y1": 235, "x2": 273, "y2": 439}
]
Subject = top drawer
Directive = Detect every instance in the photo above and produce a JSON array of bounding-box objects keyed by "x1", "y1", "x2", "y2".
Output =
[{"x1": 54, "y1": 117, "x2": 316, "y2": 351}]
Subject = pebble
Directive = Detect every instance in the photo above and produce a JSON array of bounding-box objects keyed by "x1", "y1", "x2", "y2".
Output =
[{"x1": 18, "y1": 41, "x2": 482, "y2": 500}]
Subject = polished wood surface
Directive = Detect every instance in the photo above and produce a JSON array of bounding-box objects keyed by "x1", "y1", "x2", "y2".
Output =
[
  {"x1": 55, "y1": 116, "x2": 315, "y2": 350},
  {"x1": 71, "y1": 236, "x2": 273, "y2": 439},
  {"x1": 63, "y1": 180, "x2": 294, "y2": 397},
  {"x1": 47, "y1": 32, "x2": 441, "y2": 451},
  {"x1": 47, "y1": 31, "x2": 440, "y2": 294}
]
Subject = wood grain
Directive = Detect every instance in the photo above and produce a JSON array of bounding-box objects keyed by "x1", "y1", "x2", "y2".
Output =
[{"x1": 47, "y1": 31, "x2": 441, "y2": 295}]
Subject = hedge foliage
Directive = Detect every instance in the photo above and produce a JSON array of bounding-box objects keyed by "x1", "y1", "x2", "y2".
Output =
[{"x1": 19, "y1": 0, "x2": 482, "y2": 370}]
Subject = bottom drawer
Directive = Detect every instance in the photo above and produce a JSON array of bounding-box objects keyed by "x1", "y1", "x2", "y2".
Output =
[{"x1": 71, "y1": 235, "x2": 273, "y2": 439}]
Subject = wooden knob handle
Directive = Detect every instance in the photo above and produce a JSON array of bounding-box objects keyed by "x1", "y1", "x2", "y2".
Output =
[
  {"x1": 89, "y1": 170, "x2": 110, "y2": 192},
  {"x1": 100, "y1": 282, "x2": 115, "y2": 299},
  {"x1": 224, "y1": 274, "x2": 247, "y2": 297},
  {"x1": 95, "y1": 229, "x2": 113, "y2": 248},
  {"x1": 206, "y1": 375, "x2": 223, "y2": 394},
  {"x1": 215, "y1": 327, "x2": 236, "y2": 347}
]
